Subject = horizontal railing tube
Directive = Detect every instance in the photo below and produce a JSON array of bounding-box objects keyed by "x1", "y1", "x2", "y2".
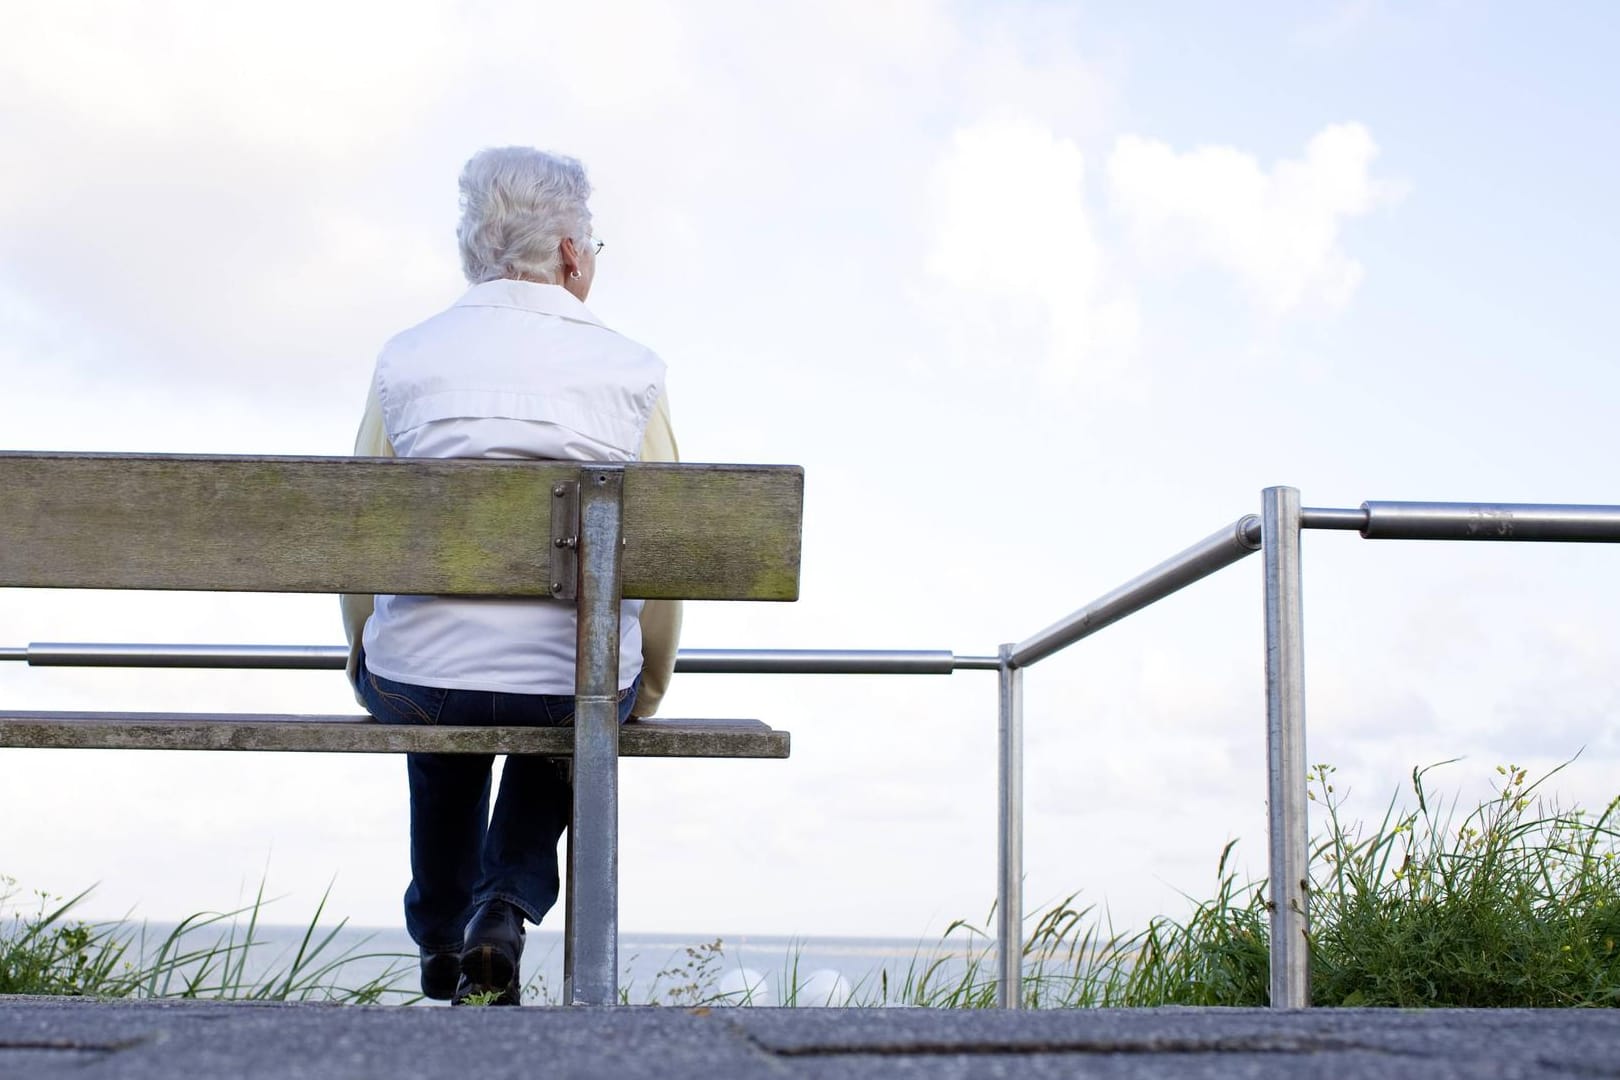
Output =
[
  {"x1": 4, "y1": 644, "x2": 997, "y2": 676},
  {"x1": 1009, "y1": 516, "x2": 1263, "y2": 669},
  {"x1": 677, "y1": 649, "x2": 965, "y2": 675},
  {"x1": 1299, "y1": 507, "x2": 1368, "y2": 531},
  {"x1": 1361, "y1": 501, "x2": 1620, "y2": 543},
  {"x1": 19, "y1": 643, "x2": 348, "y2": 669}
]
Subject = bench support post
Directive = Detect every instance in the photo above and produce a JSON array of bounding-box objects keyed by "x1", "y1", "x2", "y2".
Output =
[{"x1": 563, "y1": 467, "x2": 627, "y2": 1006}]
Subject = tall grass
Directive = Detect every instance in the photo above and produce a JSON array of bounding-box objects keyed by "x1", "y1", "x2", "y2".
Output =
[
  {"x1": 832, "y1": 759, "x2": 1620, "y2": 1008},
  {"x1": 1307, "y1": 760, "x2": 1620, "y2": 1006},
  {"x1": 519, "y1": 760, "x2": 1617, "y2": 1008},
  {"x1": 10, "y1": 762, "x2": 1617, "y2": 1008},
  {"x1": 0, "y1": 878, "x2": 411, "y2": 1003}
]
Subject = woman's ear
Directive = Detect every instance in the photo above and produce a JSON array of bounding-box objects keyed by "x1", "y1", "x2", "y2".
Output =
[{"x1": 559, "y1": 237, "x2": 581, "y2": 279}]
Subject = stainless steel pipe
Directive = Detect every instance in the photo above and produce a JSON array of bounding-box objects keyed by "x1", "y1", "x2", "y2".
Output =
[
  {"x1": 1010, "y1": 516, "x2": 1262, "y2": 669},
  {"x1": 996, "y1": 643, "x2": 1025, "y2": 1010},
  {"x1": 1299, "y1": 507, "x2": 1368, "y2": 531},
  {"x1": 4, "y1": 643, "x2": 998, "y2": 675},
  {"x1": 676, "y1": 649, "x2": 997, "y2": 674},
  {"x1": 1361, "y1": 501, "x2": 1620, "y2": 542},
  {"x1": 1261, "y1": 486, "x2": 1311, "y2": 1009},
  {"x1": 14, "y1": 642, "x2": 350, "y2": 668}
]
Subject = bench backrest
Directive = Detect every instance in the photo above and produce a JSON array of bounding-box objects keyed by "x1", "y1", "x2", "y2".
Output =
[{"x1": 0, "y1": 453, "x2": 803, "y2": 601}]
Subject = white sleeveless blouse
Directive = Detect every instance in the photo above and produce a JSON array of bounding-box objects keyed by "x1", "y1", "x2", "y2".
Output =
[{"x1": 361, "y1": 279, "x2": 665, "y2": 695}]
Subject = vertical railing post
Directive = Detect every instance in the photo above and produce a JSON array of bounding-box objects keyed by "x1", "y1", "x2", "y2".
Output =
[
  {"x1": 566, "y1": 466, "x2": 626, "y2": 1005},
  {"x1": 996, "y1": 643, "x2": 1024, "y2": 1008},
  {"x1": 1261, "y1": 485, "x2": 1310, "y2": 1008}
]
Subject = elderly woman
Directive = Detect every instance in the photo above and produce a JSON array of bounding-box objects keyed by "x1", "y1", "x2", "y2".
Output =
[{"x1": 340, "y1": 146, "x2": 681, "y2": 1005}]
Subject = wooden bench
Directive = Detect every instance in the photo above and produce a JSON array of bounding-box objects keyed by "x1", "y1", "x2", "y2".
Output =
[{"x1": 0, "y1": 451, "x2": 804, "y2": 1005}]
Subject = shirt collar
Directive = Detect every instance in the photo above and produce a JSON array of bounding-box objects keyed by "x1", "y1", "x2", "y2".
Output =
[{"x1": 453, "y1": 278, "x2": 606, "y2": 328}]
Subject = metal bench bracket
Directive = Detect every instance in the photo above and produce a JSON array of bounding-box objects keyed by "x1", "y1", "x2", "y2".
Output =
[{"x1": 550, "y1": 479, "x2": 581, "y2": 600}]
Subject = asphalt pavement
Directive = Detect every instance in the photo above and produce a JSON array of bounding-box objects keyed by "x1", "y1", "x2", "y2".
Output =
[{"x1": 3, "y1": 997, "x2": 1618, "y2": 1079}]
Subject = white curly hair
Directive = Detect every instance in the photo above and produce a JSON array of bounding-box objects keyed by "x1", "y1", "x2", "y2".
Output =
[{"x1": 456, "y1": 146, "x2": 593, "y2": 284}]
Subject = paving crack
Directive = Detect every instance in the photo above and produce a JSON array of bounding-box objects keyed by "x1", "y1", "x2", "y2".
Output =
[
  {"x1": 0, "y1": 1037, "x2": 144, "y2": 1052},
  {"x1": 1533, "y1": 1057, "x2": 1620, "y2": 1079}
]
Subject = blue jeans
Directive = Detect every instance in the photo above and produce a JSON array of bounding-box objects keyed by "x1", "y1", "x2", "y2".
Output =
[{"x1": 357, "y1": 656, "x2": 639, "y2": 952}]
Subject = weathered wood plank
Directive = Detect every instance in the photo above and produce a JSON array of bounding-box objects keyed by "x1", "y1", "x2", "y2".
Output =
[
  {"x1": 0, "y1": 712, "x2": 790, "y2": 759},
  {"x1": 0, "y1": 454, "x2": 802, "y2": 601},
  {"x1": 623, "y1": 465, "x2": 803, "y2": 601}
]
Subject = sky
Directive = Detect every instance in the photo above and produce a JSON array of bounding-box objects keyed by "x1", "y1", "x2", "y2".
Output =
[{"x1": 2, "y1": 0, "x2": 1618, "y2": 943}]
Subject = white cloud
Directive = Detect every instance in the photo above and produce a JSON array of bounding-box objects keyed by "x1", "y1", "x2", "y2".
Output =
[
  {"x1": 0, "y1": 1, "x2": 460, "y2": 154},
  {"x1": 1107, "y1": 123, "x2": 1398, "y2": 317},
  {"x1": 917, "y1": 118, "x2": 1394, "y2": 388},
  {"x1": 0, "y1": 1, "x2": 466, "y2": 401},
  {"x1": 949, "y1": 6, "x2": 1118, "y2": 141},
  {"x1": 923, "y1": 120, "x2": 1138, "y2": 385}
]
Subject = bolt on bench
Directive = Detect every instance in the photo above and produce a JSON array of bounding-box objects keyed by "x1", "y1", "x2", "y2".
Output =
[{"x1": 0, "y1": 451, "x2": 804, "y2": 1005}]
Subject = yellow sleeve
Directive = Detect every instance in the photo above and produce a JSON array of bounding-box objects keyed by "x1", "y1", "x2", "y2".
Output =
[
  {"x1": 632, "y1": 391, "x2": 682, "y2": 718},
  {"x1": 340, "y1": 379, "x2": 394, "y2": 702}
]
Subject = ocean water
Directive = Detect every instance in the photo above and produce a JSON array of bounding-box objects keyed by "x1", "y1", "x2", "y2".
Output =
[{"x1": 119, "y1": 923, "x2": 989, "y2": 1007}]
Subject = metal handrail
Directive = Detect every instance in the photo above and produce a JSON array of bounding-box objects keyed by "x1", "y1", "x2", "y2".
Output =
[
  {"x1": 0, "y1": 644, "x2": 1001, "y2": 674},
  {"x1": 1359, "y1": 500, "x2": 1620, "y2": 541},
  {"x1": 1009, "y1": 516, "x2": 1261, "y2": 669},
  {"x1": 7, "y1": 495, "x2": 1620, "y2": 1009}
]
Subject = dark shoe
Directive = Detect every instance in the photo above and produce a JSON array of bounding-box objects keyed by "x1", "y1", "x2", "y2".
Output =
[
  {"x1": 457, "y1": 899, "x2": 525, "y2": 1005},
  {"x1": 419, "y1": 945, "x2": 461, "y2": 1001}
]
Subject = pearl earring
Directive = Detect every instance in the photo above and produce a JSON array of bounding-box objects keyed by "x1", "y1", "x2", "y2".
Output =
[{"x1": 569, "y1": 270, "x2": 582, "y2": 280}]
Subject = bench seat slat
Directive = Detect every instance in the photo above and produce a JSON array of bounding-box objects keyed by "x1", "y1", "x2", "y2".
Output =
[{"x1": 0, "y1": 712, "x2": 789, "y2": 759}]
